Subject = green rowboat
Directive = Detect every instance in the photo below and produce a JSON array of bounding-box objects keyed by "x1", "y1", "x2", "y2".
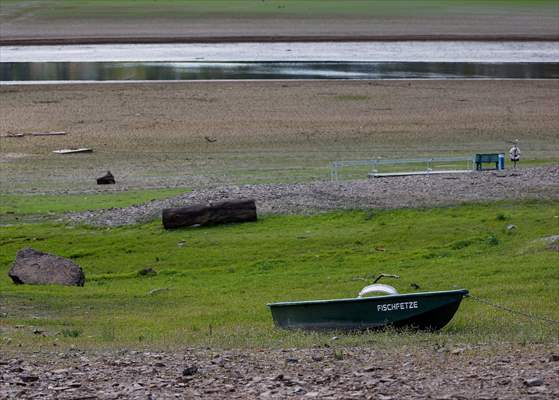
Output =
[{"x1": 268, "y1": 287, "x2": 468, "y2": 331}]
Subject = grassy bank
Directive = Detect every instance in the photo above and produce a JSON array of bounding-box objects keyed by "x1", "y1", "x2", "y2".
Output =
[
  {"x1": 0, "y1": 188, "x2": 188, "y2": 216},
  {"x1": 1, "y1": 200, "x2": 557, "y2": 350},
  {"x1": 3, "y1": 0, "x2": 557, "y2": 45}
]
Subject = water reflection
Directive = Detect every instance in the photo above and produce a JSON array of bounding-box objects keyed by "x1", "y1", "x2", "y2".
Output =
[{"x1": 1, "y1": 61, "x2": 558, "y2": 82}]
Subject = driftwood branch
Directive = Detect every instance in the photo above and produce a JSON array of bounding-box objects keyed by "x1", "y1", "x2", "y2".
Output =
[{"x1": 31, "y1": 131, "x2": 67, "y2": 136}]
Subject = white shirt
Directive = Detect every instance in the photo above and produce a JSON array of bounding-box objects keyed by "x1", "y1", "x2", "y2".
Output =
[{"x1": 509, "y1": 146, "x2": 521, "y2": 160}]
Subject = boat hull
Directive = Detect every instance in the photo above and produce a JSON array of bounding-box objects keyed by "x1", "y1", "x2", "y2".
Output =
[{"x1": 268, "y1": 289, "x2": 468, "y2": 331}]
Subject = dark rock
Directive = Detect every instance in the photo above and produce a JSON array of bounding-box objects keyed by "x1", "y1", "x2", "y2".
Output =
[
  {"x1": 549, "y1": 354, "x2": 559, "y2": 362},
  {"x1": 96, "y1": 171, "x2": 115, "y2": 185},
  {"x1": 363, "y1": 366, "x2": 383, "y2": 372},
  {"x1": 8, "y1": 248, "x2": 85, "y2": 286},
  {"x1": 20, "y1": 375, "x2": 39, "y2": 383},
  {"x1": 137, "y1": 268, "x2": 157, "y2": 277},
  {"x1": 182, "y1": 366, "x2": 198, "y2": 376}
]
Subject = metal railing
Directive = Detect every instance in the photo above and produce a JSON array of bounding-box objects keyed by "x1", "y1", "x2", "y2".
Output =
[{"x1": 330, "y1": 156, "x2": 474, "y2": 181}]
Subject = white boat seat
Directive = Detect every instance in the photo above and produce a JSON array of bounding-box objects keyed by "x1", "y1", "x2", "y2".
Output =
[{"x1": 358, "y1": 284, "x2": 399, "y2": 298}]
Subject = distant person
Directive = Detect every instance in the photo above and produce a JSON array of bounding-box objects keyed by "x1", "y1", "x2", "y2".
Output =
[{"x1": 509, "y1": 143, "x2": 521, "y2": 169}]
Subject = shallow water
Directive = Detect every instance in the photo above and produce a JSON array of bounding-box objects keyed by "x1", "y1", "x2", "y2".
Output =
[
  {"x1": 1, "y1": 61, "x2": 557, "y2": 82},
  {"x1": 1, "y1": 42, "x2": 558, "y2": 62}
]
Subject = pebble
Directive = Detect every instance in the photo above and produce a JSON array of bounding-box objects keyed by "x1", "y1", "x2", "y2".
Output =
[
  {"x1": 19, "y1": 375, "x2": 39, "y2": 383},
  {"x1": 524, "y1": 377, "x2": 544, "y2": 387},
  {"x1": 182, "y1": 365, "x2": 198, "y2": 376}
]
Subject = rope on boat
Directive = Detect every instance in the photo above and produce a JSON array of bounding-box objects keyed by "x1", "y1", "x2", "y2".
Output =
[{"x1": 465, "y1": 294, "x2": 559, "y2": 326}]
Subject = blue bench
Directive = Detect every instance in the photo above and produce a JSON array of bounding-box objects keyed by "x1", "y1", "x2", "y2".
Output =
[{"x1": 475, "y1": 153, "x2": 503, "y2": 171}]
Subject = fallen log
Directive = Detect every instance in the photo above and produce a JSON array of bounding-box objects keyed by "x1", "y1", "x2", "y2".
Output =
[{"x1": 162, "y1": 199, "x2": 257, "y2": 229}]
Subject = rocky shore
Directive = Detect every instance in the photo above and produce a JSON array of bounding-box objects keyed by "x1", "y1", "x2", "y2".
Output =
[
  {"x1": 64, "y1": 165, "x2": 559, "y2": 227},
  {"x1": 2, "y1": 345, "x2": 558, "y2": 399}
]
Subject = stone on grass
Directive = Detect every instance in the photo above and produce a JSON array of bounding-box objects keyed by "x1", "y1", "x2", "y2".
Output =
[
  {"x1": 137, "y1": 268, "x2": 157, "y2": 277},
  {"x1": 148, "y1": 287, "x2": 169, "y2": 296},
  {"x1": 543, "y1": 235, "x2": 559, "y2": 252},
  {"x1": 8, "y1": 248, "x2": 85, "y2": 286},
  {"x1": 506, "y1": 224, "x2": 517, "y2": 232}
]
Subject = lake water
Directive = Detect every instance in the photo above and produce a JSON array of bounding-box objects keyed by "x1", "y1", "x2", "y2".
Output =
[
  {"x1": 1, "y1": 42, "x2": 558, "y2": 62},
  {"x1": 1, "y1": 42, "x2": 557, "y2": 83},
  {"x1": 1, "y1": 61, "x2": 557, "y2": 82}
]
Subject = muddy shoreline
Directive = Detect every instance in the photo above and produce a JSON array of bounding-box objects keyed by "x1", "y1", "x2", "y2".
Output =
[{"x1": 3, "y1": 34, "x2": 559, "y2": 46}]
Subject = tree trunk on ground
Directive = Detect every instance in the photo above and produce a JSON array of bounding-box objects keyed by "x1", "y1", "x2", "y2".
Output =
[{"x1": 162, "y1": 199, "x2": 257, "y2": 229}]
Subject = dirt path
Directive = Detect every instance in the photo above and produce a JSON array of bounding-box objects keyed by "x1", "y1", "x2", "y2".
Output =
[{"x1": 2, "y1": 345, "x2": 558, "y2": 399}]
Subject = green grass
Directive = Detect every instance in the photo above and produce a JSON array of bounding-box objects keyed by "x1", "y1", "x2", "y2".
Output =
[
  {"x1": 1, "y1": 200, "x2": 557, "y2": 350},
  {"x1": 0, "y1": 188, "x2": 188, "y2": 216},
  {"x1": 2, "y1": 0, "x2": 556, "y2": 20}
]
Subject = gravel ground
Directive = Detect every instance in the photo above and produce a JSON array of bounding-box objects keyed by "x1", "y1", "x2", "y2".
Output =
[
  {"x1": 1, "y1": 345, "x2": 558, "y2": 399},
  {"x1": 64, "y1": 165, "x2": 559, "y2": 226}
]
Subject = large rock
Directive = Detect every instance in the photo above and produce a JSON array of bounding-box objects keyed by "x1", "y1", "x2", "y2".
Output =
[
  {"x1": 96, "y1": 170, "x2": 115, "y2": 185},
  {"x1": 8, "y1": 248, "x2": 85, "y2": 286}
]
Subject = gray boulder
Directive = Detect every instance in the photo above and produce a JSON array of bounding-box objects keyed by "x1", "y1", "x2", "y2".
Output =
[{"x1": 8, "y1": 248, "x2": 85, "y2": 286}]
